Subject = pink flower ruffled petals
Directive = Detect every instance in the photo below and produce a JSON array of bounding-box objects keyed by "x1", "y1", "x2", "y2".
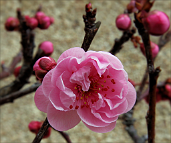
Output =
[{"x1": 34, "y1": 47, "x2": 136, "y2": 133}]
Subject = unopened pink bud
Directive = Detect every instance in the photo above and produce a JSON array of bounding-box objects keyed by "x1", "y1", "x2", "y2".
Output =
[
  {"x1": 5, "y1": 17, "x2": 19, "y2": 31},
  {"x1": 35, "y1": 12, "x2": 46, "y2": 21},
  {"x1": 127, "y1": 0, "x2": 138, "y2": 13},
  {"x1": 28, "y1": 121, "x2": 41, "y2": 134},
  {"x1": 25, "y1": 15, "x2": 38, "y2": 30},
  {"x1": 28, "y1": 121, "x2": 51, "y2": 138},
  {"x1": 39, "y1": 41, "x2": 54, "y2": 56},
  {"x1": 165, "y1": 84, "x2": 171, "y2": 97},
  {"x1": 85, "y1": 2, "x2": 92, "y2": 12},
  {"x1": 33, "y1": 57, "x2": 56, "y2": 81},
  {"x1": 13, "y1": 66, "x2": 21, "y2": 77},
  {"x1": 140, "y1": 42, "x2": 159, "y2": 58},
  {"x1": 142, "y1": 10, "x2": 170, "y2": 36},
  {"x1": 116, "y1": 14, "x2": 131, "y2": 30}
]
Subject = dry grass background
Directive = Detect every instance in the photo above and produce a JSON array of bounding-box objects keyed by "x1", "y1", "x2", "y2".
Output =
[{"x1": 0, "y1": 0, "x2": 170, "y2": 143}]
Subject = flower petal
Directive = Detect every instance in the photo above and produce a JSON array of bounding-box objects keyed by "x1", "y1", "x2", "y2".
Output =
[
  {"x1": 124, "y1": 81, "x2": 136, "y2": 113},
  {"x1": 57, "y1": 47, "x2": 85, "y2": 63},
  {"x1": 42, "y1": 68, "x2": 55, "y2": 97},
  {"x1": 34, "y1": 85, "x2": 49, "y2": 113},
  {"x1": 83, "y1": 121, "x2": 116, "y2": 133},
  {"x1": 49, "y1": 88, "x2": 68, "y2": 111},
  {"x1": 47, "y1": 103, "x2": 81, "y2": 131},
  {"x1": 77, "y1": 107, "x2": 110, "y2": 127}
]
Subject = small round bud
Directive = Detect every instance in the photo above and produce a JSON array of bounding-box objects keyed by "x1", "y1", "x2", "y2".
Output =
[
  {"x1": 165, "y1": 84, "x2": 171, "y2": 97},
  {"x1": 140, "y1": 42, "x2": 159, "y2": 58},
  {"x1": 25, "y1": 15, "x2": 38, "y2": 30},
  {"x1": 13, "y1": 66, "x2": 21, "y2": 77},
  {"x1": 33, "y1": 57, "x2": 56, "y2": 81},
  {"x1": 5, "y1": 17, "x2": 19, "y2": 31},
  {"x1": 142, "y1": 10, "x2": 170, "y2": 36},
  {"x1": 127, "y1": 0, "x2": 138, "y2": 13},
  {"x1": 28, "y1": 121, "x2": 51, "y2": 138},
  {"x1": 115, "y1": 14, "x2": 131, "y2": 30},
  {"x1": 39, "y1": 41, "x2": 54, "y2": 56},
  {"x1": 35, "y1": 12, "x2": 46, "y2": 21}
]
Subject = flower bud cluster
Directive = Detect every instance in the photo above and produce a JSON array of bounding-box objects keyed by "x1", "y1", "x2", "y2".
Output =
[
  {"x1": 35, "y1": 11, "x2": 54, "y2": 29},
  {"x1": 28, "y1": 121, "x2": 51, "y2": 138}
]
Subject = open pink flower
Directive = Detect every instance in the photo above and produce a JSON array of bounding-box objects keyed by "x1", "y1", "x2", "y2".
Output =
[{"x1": 34, "y1": 47, "x2": 136, "y2": 133}]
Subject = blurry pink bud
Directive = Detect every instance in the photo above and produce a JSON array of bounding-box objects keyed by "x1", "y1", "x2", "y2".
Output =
[
  {"x1": 49, "y1": 17, "x2": 55, "y2": 24},
  {"x1": 33, "y1": 57, "x2": 56, "y2": 81},
  {"x1": 28, "y1": 121, "x2": 51, "y2": 138},
  {"x1": 35, "y1": 12, "x2": 46, "y2": 21},
  {"x1": 127, "y1": 0, "x2": 138, "y2": 13},
  {"x1": 142, "y1": 10, "x2": 170, "y2": 36},
  {"x1": 39, "y1": 41, "x2": 54, "y2": 56},
  {"x1": 128, "y1": 78, "x2": 135, "y2": 87},
  {"x1": 116, "y1": 14, "x2": 131, "y2": 30},
  {"x1": 28, "y1": 121, "x2": 41, "y2": 134},
  {"x1": 39, "y1": 16, "x2": 51, "y2": 29},
  {"x1": 5, "y1": 17, "x2": 19, "y2": 31},
  {"x1": 140, "y1": 42, "x2": 159, "y2": 58},
  {"x1": 85, "y1": 2, "x2": 92, "y2": 12},
  {"x1": 165, "y1": 84, "x2": 171, "y2": 97},
  {"x1": 25, "y1": 15, "x2": 38, "y2": 30},
  {"x1": 13, "y1": 66, "x2": 21, "y2": 77}
]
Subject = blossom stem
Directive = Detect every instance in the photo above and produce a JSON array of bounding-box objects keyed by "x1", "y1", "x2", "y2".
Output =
[
  {"x1": 134, "y1": 13, "x2": 161, "y2": 143},
  {"x1": 32, "y1": 118, "x2": 50, "y2": 143},
  {"x1": 109, "y1": 27, "x2": 136, "y2": 55},
  {"x1": 0, "y1": 83, "x2": 41, "y2": 106}
]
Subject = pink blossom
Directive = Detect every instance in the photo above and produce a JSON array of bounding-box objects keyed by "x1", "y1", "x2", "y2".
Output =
[
  {"x1": 34, "y1": 47, "x2": 136, "y2": 133},
  {"x1": 142, "y1": 10, "x2": 170, "y2": 36},
  {"x1": 115, "y1": 14, "x2": 131, "y2": 31}
]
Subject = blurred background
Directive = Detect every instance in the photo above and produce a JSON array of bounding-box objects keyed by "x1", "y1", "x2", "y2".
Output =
[{"x1": 0, "y1": 0, "x2": 170, "y2": 142}]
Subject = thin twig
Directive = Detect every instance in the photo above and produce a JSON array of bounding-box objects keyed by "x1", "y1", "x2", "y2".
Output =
[
  {"x1": 57, "y1": 131, "x2": 72, "y2": 143},
  {"x1": 0, "y1": 52, "x2": 22, "y2": 79},
  {"x1": 134, "y1": 13, "x2": 161, "y2": 143},
  {"x1": 0, "y1": 83, "x2": 41, "y2": 106},
  {"x1": 32, "y1": 118, "x2": 50, "y2": 143},
  {"x1": 122, "y1": 110, "x2": 147, "y2": 143},
  {"x1": 110, "y1": 27, "x2": 136, "y2": 55},
  {"x1": 81, "y1": 2, "x2": 101, "y2": 52}
]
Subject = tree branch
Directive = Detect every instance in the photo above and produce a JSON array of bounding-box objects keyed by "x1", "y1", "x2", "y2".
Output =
[
  {"x1": 0, "y1": 83, "x2": 41, "y2": 106},
  {"x1": 81, "y1": 3, "x2": 101, "y2": 52},
  {"x1": 110, "y1": 27, "x2": 136, "y2": 55},
  {"x1": 134, "y1": 13, "x2": 161, "y2": 143}
]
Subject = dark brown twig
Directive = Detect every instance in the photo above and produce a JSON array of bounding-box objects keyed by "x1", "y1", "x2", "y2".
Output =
[
  {"x1": 110, "y1": 27, "x2": 136, "y2": 55},
  {"x1": 56, "y1": 131, "x2": 72, "y2": 143},
  {"x1": 0, "y1": 83, "x2": 41, "y2": 106},
  {"x1": 134, "y1": 13, "x2": 161, "y2": 143},
  {"x1": 32, "y1": 118, "x2": 50, "y2": 143},
  {"x1": 0, "y1": 52, "x2": 22, "y2": 79},
  {"x1": 81, "y1": 3, "x2": 101, "y2": 52}
]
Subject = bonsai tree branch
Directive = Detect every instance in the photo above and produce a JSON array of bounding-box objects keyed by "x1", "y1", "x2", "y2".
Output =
[
  {"x1": 110, "y1": 27, "x2": 136, "y2": 55},
  {"x1": 0, "y1": 83, "x2": 41, "y2": 106},
  {"x1": 81, "y1": 2, "x2": 101, "y2": 52},
  {"x1": 134, "y1": 13, "x2": 161, "y2": 143}
]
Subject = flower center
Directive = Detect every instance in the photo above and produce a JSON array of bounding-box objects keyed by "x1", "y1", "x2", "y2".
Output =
[{"x1": 69, "y1": 74, "x2": 116, "y2": 110}]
